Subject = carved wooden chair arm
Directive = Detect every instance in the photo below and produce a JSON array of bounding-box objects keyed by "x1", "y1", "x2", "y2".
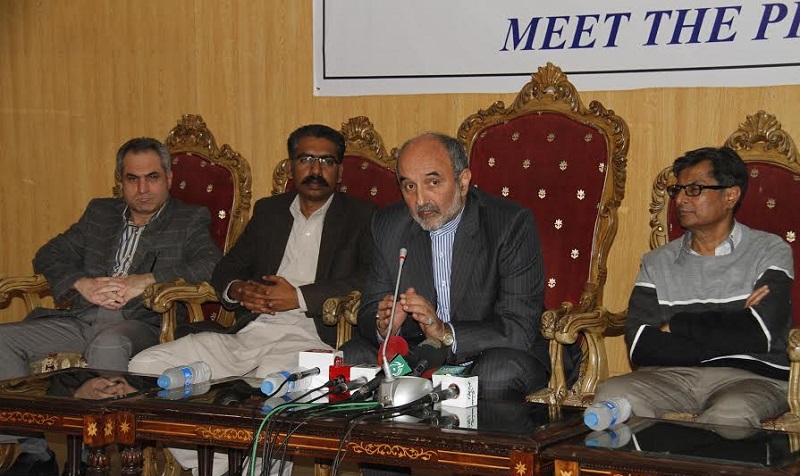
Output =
[
  {"x1": 0, "y1": 274, "x2": 51, "y2": 313},
  {"x1": 322, "y1": 290, "x2": 362, "y2": 349},
  {"x1": 536, "y1": 306, "x2": 626, "y2": 406},
  {"x1": 321, "y1": 290, "x2": 362, "y2": 327},
  {"x1": 541, "y1": 306, "x2": 606, "y2": 344},
  {"x1": 786, "y1": 328, "x2": 800, "y2": 417},
  {"x1": 143, "y1": 279, "x2": 219, "y2": 343},
  {"x1": 605, "y1": 308, "x2": 628, "y2": 335}
]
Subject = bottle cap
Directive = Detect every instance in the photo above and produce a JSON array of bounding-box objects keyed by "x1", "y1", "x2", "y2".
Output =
[
  {"x1": 261, "y1": 381, "x2": 275, "y2": 395},
  {"x1": 157, "y1": 375, "x2": 171, "y2": 389},
  {"x1": 584, "y1": 412, "x2": 599, "y2": 428}
]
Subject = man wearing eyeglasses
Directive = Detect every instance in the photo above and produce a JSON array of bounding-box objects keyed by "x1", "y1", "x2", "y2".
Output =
[
  {"x1": 595, "y1": 146, "x2": 794, "y2": 430},
  {"x1": 129, "y1": 124, "x2": 375, "y2": 475}
]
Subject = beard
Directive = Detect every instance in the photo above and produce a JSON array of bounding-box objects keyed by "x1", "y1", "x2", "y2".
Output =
[{"x1": 412, "y1": 192, "x2": 465, "y2": 231}]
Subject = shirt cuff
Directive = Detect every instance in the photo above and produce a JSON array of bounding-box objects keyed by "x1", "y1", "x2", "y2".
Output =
[
  {"x1": 447, "y1": 323, "x2": 457, "y2": 353},
  {"x1": 296, "y1": 287, "x2": 308, "y2": 312}
]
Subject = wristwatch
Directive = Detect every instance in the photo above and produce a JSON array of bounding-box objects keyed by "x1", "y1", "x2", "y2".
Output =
[{"x1": 440, "y1": 326, "x2": 454, "y2": 346}]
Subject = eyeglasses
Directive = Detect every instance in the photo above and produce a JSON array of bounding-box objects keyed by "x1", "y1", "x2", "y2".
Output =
[
  {"x1": 666, "y1": 183, "x2": 731, "y2": 199},
  {"x1": 294, "y1": 154, "x2": 340, "y2": 168}
]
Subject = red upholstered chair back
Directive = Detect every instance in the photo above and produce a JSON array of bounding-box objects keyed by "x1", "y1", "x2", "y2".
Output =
[
  {"x1": 114, "y1": 115, "x2": 252, "y2": 252},
  {"x1": 651, "y1": 111, "x2": 800, "y2": 325},
  {"x1": 272, "y1": 116, "x2": 400, "y2": 207},
  {"x1": 162, "y1": 115, "x2": 252, "y2": 253},
  {"x1": 458, "y1": 63, "x2": 629, "y2": 316}
]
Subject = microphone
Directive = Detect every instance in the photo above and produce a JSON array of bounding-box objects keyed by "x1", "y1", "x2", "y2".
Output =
[
  {"x1": 409, "y1": 338, "x2": 449, "y2": 377},
  {"x1": 381, "y1": 247, "x2": 408, "y2": 382},
  {"x1": 350, "y1": 371, "x2": 384, "y2": 401},
  {"x1": 377, "y1": 335, "x2": 410, "y2": 365},
  {"x1": 288, "y1": 367, "x2": 320, "y2": 381},
  {"x1": 418, "y1": 384, "x2": 460, "y2": 405},
  {"x1": 351, "y1": 354, "x2": 412, "y2": 401},
  {"x1": 329, "y1": 376, "x2": 368, "y2": 394}
]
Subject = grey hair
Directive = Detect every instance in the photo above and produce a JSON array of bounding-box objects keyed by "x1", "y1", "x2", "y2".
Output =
[
  {"x1": 115, "y1": 137, "x2": 172, "y2": 177},
  {"x1": 396, "y1": 132, "x2": 469, "y2": 178}
]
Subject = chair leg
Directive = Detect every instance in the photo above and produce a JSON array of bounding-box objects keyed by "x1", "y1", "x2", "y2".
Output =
[
  {"x1": 314, "y1": 460, "x2": 332, "y2": 476},
  {"x1": 0, "y1": 443, "x2": 17, "y2": 470},
  {"x1": 140, "y1": 443, "x2": 158, "y2": 476},
  {"x1": 162, "y1": 447, "x2": 190, "y2": 476}
]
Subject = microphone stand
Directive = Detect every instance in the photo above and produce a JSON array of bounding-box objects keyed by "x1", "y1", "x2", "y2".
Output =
[{"x1": 381, "y1": 248, "x2": 407, "y2": 381}]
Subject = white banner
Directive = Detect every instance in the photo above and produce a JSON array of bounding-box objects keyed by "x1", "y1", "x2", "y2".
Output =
[{"x1": 313, "y1": 0, "x2": 800, "y2": 96}]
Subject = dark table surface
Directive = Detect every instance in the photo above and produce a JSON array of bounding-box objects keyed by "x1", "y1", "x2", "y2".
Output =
[
  {"x1": 543, "y1": 416, "x2": 800, "y2": 476},
  {"x1": 107, "y1": 375, "x2": 588, "y2": 474}
]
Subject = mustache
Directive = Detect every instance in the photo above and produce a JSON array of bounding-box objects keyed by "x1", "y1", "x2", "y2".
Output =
[
  {"x1": 416, "y1": 203, "x2": 440, "y2": 215},
  {"x1": 301, "y1": 175, "x2": 329, "y2": 186}
]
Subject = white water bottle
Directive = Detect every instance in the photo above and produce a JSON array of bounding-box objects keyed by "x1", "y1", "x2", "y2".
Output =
[
  {"x1": 584, "y1": 424, "x2": 632, "y2": 448},
  {"x1": 260, "y1": 367, "x2": 317, "y2": 396},
  {"x1": 261, "y1": 393, "x2": 295, "y2": 412},
  {"x1": 157, "y1": 380, "x2": 212, "y2": 400},
  {"x1": 583, "y1": 397, "x2": 632, "y2": 430},
  {"x1": 157, "y1": 361, "x2": 212, "y2": 389}
]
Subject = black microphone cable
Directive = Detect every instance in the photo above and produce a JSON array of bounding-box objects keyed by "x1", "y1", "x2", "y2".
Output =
[
  {"x1": 246, "y1": 393, "x2": 380, "y2": 475},
  {"x1": 265, "y1": 378, "x2": 340, "y2": 473},
  {"x1": 328, "y1": 384, "x2": 460, "y2": 474},
  {"x1": 268, "y1": 378, "x2": 373, "y2": 472}
]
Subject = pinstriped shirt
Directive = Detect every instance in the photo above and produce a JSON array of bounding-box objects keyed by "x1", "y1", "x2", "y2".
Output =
[
  {"x1": 430, "y1": 209, "x2": 464, "y2": 324},
  {"x1": 431, "y1": 208, "x2": 465, "y2": 353},
  {"x1": 112, "y1": 203, "x2": 166, "y2": 277}
]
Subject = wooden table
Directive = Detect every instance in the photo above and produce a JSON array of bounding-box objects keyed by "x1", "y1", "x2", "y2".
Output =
[
  {"x1": 542, "y1": 417, "x2": 800, "y2": 476},
  {"x1": 0, "y1": 370, "x2": 589, "y2": 476},
  {"x1": 108, "y1": 377, "x2": 588, "y2": 476},
  {"x1": 0, "y1": 369, "x2": 159, "y2": 476}
]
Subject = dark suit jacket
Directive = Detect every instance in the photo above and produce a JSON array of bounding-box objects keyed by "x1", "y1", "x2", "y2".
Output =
[
  {"x1": 211, "y1": 191, "x2": 375, "y2": 348},
  {"x1": 356, "y1": 187, "x2": 549, "y2": 369},
  {"x1": 30, "y1": 197, "x2": 222, "y2": 326}
]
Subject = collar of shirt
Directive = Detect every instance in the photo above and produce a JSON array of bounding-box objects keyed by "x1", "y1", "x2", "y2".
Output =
[
  {"x1": 288, "y1": 193, "x2": 335, "y2": 221},
  {"x1": 677, "y1": 220, "x2": 742, "y2": 259},
  {"x1": 121, "y1": 199, "x2": 169, "y2": 228},
  {"x1": 429, "y1": 205, "x2": 465, "y2": 238}
]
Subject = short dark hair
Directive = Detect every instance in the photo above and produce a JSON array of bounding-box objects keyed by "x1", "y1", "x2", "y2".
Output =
[
  {"x1": 116, "y1": 137, "x2": 171, "y2": 177},
  {"x1": 396, "y1": 132, "x2": 469, "y2": 178},
  {"x1": 287, "y1": 124, "x2": 345, "y2": 163},
  {"x1": 672, "y1": 146, "x2": 748, "y2": 212}
]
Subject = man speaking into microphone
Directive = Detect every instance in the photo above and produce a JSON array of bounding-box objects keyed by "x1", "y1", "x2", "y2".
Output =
[{"x1": 342, "y1": 132, "x2": 549, "y2": 401}]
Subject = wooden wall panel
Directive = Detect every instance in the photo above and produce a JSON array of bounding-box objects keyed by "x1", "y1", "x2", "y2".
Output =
[{"x1": 2, "y1": 0, "x2": 799, "y2": 377}]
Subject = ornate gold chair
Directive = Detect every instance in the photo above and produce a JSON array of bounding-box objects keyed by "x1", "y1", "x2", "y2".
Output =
[
  {"x1": 272, "y1": 116, "x2": 400, "y2": 348},
  {"x1": 0, "y1": 114, "x2": 252, "y2": 373},
  {"x1": 649, "y1": 110, "x2": 800, "y2": 430},
  {"x1": 456, "y1": 62, "x2": 630, "y2": 405},
  {"x1": 142, "y1": 114, "x2": 252, "y2": 342}
]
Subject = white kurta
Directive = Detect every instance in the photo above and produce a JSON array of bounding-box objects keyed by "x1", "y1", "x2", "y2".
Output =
[{"x1": 129, "y1": 194, "x2": 335, "y2": 476}]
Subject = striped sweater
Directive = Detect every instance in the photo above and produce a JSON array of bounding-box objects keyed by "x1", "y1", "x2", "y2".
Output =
[{"x1": 626, "y1": 222, "x2": 795, "y2": 379}]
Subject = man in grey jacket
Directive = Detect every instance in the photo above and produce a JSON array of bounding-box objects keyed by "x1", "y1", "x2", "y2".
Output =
[{"x1": 0, "y1": 137, "x2": 221, "y2": 381}]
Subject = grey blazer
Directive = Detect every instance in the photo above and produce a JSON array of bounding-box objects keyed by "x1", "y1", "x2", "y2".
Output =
[
  {"x1": 30, "y1": 197, "x2": 222, "y2": 325},
  {"x1": 356, "y1": 187, "x2": 549, "y2": 369}
]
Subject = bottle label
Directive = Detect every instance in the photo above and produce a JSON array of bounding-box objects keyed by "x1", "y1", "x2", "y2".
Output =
[
  {"x1": 601, "y1": 400, "x2": 619, "y2": 426},
  {"x1": 180, "y1": 366, "x2": 193, "y2": 385}
]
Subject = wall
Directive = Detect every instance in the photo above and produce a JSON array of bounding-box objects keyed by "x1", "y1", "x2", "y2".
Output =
[{"x1": 2, "y1": 0, "x2": 799, "y2": 377}]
